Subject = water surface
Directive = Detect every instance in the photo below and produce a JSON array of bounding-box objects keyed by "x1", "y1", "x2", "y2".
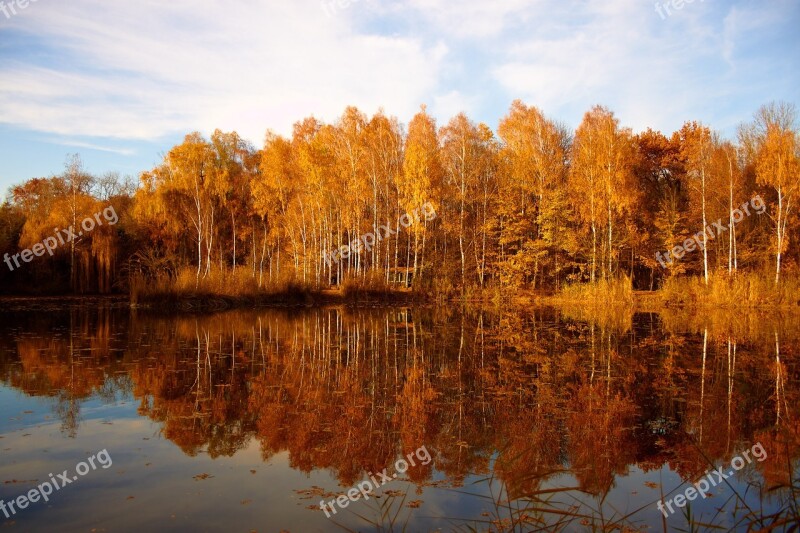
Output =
[{"x1": 1, "y1": 304, "x2": 798, "y2": 532}]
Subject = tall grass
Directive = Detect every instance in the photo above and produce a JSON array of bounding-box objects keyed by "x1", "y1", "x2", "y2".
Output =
[
  {"x1": 659, "y1": 272, "x2": 800, "y2": 308},
  {"x1": 130, "y1": 266, "x2": 422, "y2": 308},
  {"x1": 341, "y1": 271, "x2": 395, "y2": 299},
  {"x1": 130, "y1": 267, "x2": 315, "y2": 308},
  {"x1": 556, "y1": 275, "x2": 634, "y2": 306}
]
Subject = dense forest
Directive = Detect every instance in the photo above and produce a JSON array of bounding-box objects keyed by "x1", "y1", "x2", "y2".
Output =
[{"x1": 0, "y1": 100, "x2": 798, "y2": 298}]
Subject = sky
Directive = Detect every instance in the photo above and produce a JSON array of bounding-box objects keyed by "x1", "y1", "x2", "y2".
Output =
[{"x1": 0, "y1": 0, "x2": 798, "y2": 194}]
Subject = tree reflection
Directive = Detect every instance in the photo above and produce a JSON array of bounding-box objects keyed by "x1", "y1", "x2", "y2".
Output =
[{"x1": 0, "y1": 304, "x2": 797, "y2": 529}]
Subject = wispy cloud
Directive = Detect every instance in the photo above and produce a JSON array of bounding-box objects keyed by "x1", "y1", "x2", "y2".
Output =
[
  {"x1": 47, "y1": 139, "x2": 136, "y2": 157},
  {"x1": 0, "y1": 0, "x2": 445, "y2": 143},
  {"x1": 0, "y1": 0, "x2": 795, "y2": 152},
  {"x1": 486, "y1": 0, "x2": 794, "y2": 134}
]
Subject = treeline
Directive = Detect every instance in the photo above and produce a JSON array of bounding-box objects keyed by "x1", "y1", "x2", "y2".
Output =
[{"x1": 0, "y1": 101, "x2": 798, "y2": 296}]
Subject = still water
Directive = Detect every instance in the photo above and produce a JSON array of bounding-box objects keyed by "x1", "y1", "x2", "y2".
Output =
[{"x1": 0, "y1": 302, "x2": 798, "y2": 532}]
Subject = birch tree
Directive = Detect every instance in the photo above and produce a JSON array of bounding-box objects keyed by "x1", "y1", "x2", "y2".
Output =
[
  {"x1": 402, "y1": 107, "x2": 442, "y2": 282},
  {"x1": 740, "y1": 102, "x2": 800, "y2": 285},
  {"x1": 675, "y1": 122, "x2": 714, "y2": 284}
]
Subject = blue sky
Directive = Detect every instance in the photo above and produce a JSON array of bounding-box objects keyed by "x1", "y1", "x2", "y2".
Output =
[{"x1": 0, "y1": 0, "x2": 797, "y2": 194}]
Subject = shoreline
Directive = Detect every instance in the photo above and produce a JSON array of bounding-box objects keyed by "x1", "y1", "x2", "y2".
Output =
[
  {"x1": 0, "y1": 290, "x2": 427, "y2": 312},
  {"x1": 2, "y1": 286, "x2": 799, "y2": 312}
]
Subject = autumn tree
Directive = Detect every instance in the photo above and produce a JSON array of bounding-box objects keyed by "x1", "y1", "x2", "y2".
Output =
[
  {"x1": 159, "y1": 134, "x2": 216, "y2": 285},
  {"x1": 210, "y1": 130, "x2": 256, "y2": 274},
  {"x1": 497, "y1": 100, "x2": 570, "y2": 288},
  {"x1": 63, "y1": 155, "x2": 96, "y2": 290},
  {"x1": 740, "y1": 102, "x2": 800, "y2": 284},
  {"x1": 254, "y1": 133, "x2": 298, "y2": 284},
  {"x1": 334, "y1": 108, "x2": 370, "y2": 277},
  {"x1": 634, "y1": 129, "x2": 685, "y2": 283},
  {"x1": 674, "y1": 122, "x2": 718, "y2": 284},
  {"x1": 570, "y1": 106, "x2": 637, "y2": 282},
  {"x1": 401, "y1": 106, "x2": 441, "y2": 282},
  {"x1": 293, "y1": 118, "x2": 337, "y2": 285},
  {"x1": 5, "y1": 101, "x2": 799, "y2": 298},
  {"x1": 440, "y1": 113, "x2": 496, "y2": 290},
  {"x1": 12, "y1": 162, "x2": 96, "y2": 292},
  {"x1": 710, "y1": 140, "x2": 745, "y2": 274}
]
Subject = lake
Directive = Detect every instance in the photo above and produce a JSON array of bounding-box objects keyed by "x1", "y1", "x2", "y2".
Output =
[{"x1": 0, "y1": 302, "x2": 798, "y2": 532}]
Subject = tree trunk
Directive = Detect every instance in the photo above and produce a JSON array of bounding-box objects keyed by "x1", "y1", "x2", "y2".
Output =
[
  {"x1": 701, "y1": 167, "x2": 708, "y2": 285},
  {"x1": 775, "y1": 185, "x2": 785, "y2": 285},
  {"x1": 231, "y1": 209, "x2": 237, "y2": 273}
]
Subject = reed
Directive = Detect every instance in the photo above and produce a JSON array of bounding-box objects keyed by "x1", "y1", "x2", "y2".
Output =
[
  {"x1": 556, "y1": 275, "x2": 634, "y2": 306},
  {"x1": 659, "y1": 272, "x2": 800, "y2": 308}
]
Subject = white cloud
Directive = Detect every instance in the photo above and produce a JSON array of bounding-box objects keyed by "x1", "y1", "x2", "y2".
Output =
[
  {"x1": 430, "y1": 90, "x2": 475, "y2": 124},
  {"x1": 391, "y1": 0, "x2": 545, "y2": 38},
  {"x1": 47, "y1": 139, "x2": 136, "y2": 157},
  {"x1": 0, "y1": 0, "x2": 794, "y2": 154},
  {"x1": 0, "y1": 0, "x2": 445, "y2": 145},
  {"x1": 487, "y1": 0, "x2": 765, "y2": 134}
]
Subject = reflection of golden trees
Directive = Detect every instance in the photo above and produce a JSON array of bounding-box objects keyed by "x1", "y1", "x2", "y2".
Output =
[
  {"x1": 0, "y1": 305, "x2": 798, "y2": 500},
  {"x1": 567, "y1": 384, "x2": 637, "y2": 495},
  {"x1": 130, "y1": 324, "x2": 257, "y2": 457},
  {"x1": 0, "y1": 308, "x2": 126, "y2": 436},
  {"x1": 399, "y1": 362, "x2": 437, "y2": 484},
  {"x1": 561, "y1": 325, "x2": 639, "y2": 496}
]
